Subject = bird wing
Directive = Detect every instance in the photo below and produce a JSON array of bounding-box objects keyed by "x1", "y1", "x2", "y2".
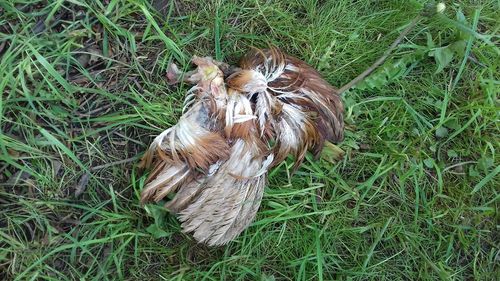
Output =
[
  {"x1": 238, "y1": 47, "x2": 344, "y2": 168},
  {"x1": 139, "y1": 58, "x2": 229, "y2": 205}
]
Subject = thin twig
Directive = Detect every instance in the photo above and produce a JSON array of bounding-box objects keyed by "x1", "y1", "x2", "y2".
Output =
[
  {"x1": 442, "y1": 161, "x2": 477, "y2": 173},
  {"x1": 338, "y1": 15, "x2": 422, "y2": 94}
]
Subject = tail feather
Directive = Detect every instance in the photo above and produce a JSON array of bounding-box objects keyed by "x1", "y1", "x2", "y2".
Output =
[
  {"x1": 140, "y1": 163, "x2": 191, "y2": 205},
  {"x1": 215, "y1": 176, "x2": 265, "y2": 244},
  {"x1": 164, "y1": 175, "x2": 206, "y2": 213},
  {"x1": 178, "y1": 139, "x2": 271, "y2": 246}
]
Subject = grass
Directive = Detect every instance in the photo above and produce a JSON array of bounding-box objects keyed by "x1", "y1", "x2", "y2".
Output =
[{"x1": 0, "y1": 0, "x2": 498, "y2": 280}]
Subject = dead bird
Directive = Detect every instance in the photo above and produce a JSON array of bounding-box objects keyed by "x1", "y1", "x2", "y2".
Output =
[{"x1": 138, "y1": 47, "x2": 343, "y2": 246}]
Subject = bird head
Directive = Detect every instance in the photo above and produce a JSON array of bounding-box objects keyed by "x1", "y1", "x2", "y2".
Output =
[
  {"x1": 226, "y1": 69, "x2": 267, "y2": 94},
  {"x1": 191, "y1": 56, "x2": 223, "y2": 82},
  {"x1": 166, "y1": 56, "x2": 224, "y2": 86},
  {"x1": 190, "y1": 56, "x2": 226, "y2": 95}
]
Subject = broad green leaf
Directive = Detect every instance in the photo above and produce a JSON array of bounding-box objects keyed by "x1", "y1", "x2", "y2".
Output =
[
  {"x1": 447, "y1": 150, "x2": 458, "y2": 158},
  {"x1": 429, "y1": 47, "x2": 454, "y2": 73},
  {"x1": 435, "y1": 126, "x2": 449, "y2": 138},
  {"x1": 478, "y1": 157, "x2": 494, "y2": 171},
  {"x1": 146, "y1": 204, "x2": 169, "y2": 227},
  {"x1": 424, "y1": 158, "x2": 435, "y2": 169},
  {"x1": 426, "y1": 32, "x2": 435, "y2": 48},
  {"x1": 449, "y1": 40, "x2": 467, "y2": 57},
  {"x1": 146, "y1": 224, "x2": 172, "y2": 239}
]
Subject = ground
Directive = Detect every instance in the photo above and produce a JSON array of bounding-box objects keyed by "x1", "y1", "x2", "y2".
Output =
[{"x1": 0, "y1": 0, "x2": 498, "y2": 280}]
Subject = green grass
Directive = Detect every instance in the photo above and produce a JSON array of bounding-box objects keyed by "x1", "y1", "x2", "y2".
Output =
[{"x1": 0, "y1": 0, "x2": 498, "y2": 280}]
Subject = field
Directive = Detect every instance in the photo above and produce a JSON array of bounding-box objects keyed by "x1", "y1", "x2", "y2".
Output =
[{"x1": 0, "y1": 0, "x2": 498, "y2": 280}]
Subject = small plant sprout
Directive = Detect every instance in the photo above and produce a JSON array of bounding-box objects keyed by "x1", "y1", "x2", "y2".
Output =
[{"x1": 436, "y1": 3, "x2": 446, "y2": 14}]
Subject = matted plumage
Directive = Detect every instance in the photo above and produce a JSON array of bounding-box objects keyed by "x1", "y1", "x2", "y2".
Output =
[{"x1": 139, "y1": 47, "x2": 344, "y2": 246}]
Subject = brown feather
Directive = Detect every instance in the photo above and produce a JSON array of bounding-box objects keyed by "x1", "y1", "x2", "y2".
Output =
[{"x1": 226, "y1": 46, "x2": 344, "y2": 170}]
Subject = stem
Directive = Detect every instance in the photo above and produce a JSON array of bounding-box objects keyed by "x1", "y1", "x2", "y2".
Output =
[
  {"x1": 90, "y1": 156, "x2": 140, "y2": 172},
  {"x1": 338, "y1": 15, "x2": 422, "y2": 94}
]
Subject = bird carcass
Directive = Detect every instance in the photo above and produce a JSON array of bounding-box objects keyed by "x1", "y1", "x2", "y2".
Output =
[{"x1": 139, "y1": 47, "x2": 344, "y2": 246}]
